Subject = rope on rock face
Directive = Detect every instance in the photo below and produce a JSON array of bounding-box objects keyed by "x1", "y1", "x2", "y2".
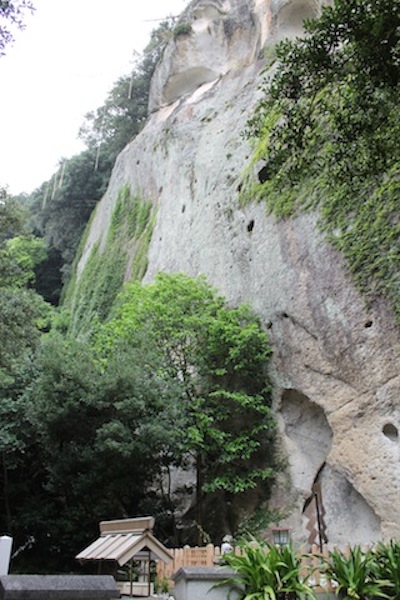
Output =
[
  {"x1": 94, "y1": 115, "x2": 105, "y2": 172},
  {"x1": 58, "y1": 159, "x2": 66, "y2": 189},
  {"x1": 51, "y1": 171, "x2": 58, "y2": 200},
  {"x1": 42, "y1": 183, "x2": 49, "y2": 209},
  {"x1": 128, "y1": 50, "x2": 140, "y2": 99}
]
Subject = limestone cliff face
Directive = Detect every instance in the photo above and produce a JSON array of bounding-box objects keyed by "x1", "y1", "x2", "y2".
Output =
[{"x1": 77, "y1": 0, "x2": 400, "y2": 545}]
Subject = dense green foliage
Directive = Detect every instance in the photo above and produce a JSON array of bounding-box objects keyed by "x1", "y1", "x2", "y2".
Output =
[
  {"x1": 29, "y1": 149, "x2": 110, "y2": 286},
  {"x1": 323, "y1": 545, "x2": 392, "y2": 600},
  {"x1": 0, "y1": 192, "x2": 50, "y2": 385},
  {"x1": 0, "y1": 0, "x2": 34, "y2": 55},
  {"x1": 373, "y1": 540, "x2": 400, "y2": 598},
  {"x1": 0, "y1": 268, "x2": 274, "y2": 569},
  {"x1": 0, "y1": 191, "x2": 53, "y2": 568},
  {"x1": 245, "y1": 0, "x2": 400, "y2": 320},
  {"x1": 222, "y1": 541, "x2": 315, "y2": 600},
  {"x1": 222, "y1": 541, "x2": 400, "y2": 600},
  {"x1": 95, "y1": 273, "x2": 275, "y2": 541},
  {"x1": 18, "y1": 332, "x2": 180, "y2": 571}
]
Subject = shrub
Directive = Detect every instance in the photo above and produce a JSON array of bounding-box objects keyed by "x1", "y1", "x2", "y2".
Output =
[
  {"x1": 222, "y1": 540, "x2": 316, "y2": 600},
  {"x1": 372, "y1": 540, "x2": 400, "y2": 599},
  {"x1": 322, "y1": 545, "x2": 390, "y2": 600},
  {"x1": 173, "y1": 22, "x2": 192, "y2": 39}
]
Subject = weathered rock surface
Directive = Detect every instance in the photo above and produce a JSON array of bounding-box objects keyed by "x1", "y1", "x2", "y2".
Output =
[{"x1": 77, "y1": 0, "x2": 400, "y2": 545}]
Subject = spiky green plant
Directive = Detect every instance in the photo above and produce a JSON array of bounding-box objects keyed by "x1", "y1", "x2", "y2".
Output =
[
  {"x1": 221, "y1": 540, "x2": 316, "y2": 600},
  {"x1": 323, "y1": 545, "x2": 390, "y2": 600},
  {"x1": 372, "y1": 540, "x2": 400, "y2": 598}
]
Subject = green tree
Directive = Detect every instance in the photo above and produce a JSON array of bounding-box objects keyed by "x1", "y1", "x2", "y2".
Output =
[
  {"x1": 0, "y1": 193, "x2": 50, "y2": 384},
  {"x1": 0, "y1": 192, "x2": 51, "y2": 567},
  {"x1": 28, "y1": 149, "x2": 108, "y2": 287},
  {"x1": 20, "y1": 330, "x2": 181, "y2": 570},
  {"x1": 96, "y1": 273, "x2": 275, "y2": 541},
  {"x1": 246, "y1": 0, "x2": 400, "y2": 319},
  {"x1": 0, "y1": 0, "x2": 34, "y2": 55}
]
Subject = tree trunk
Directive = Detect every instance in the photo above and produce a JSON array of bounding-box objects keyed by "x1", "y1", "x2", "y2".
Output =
[
  {"x1": 195, "y1": 453, "x2": 204, "y2": 544},
  {"x1": 2, "y1": 452, "x2": 12, "y2": 532}
]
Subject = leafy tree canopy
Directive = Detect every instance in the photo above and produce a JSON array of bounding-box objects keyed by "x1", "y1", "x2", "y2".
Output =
[
  {"x1": 0, "y1": 0, "x2": 34, "y2": 55},
  {"x1": 28, "y1": 149, "x2": 109, "y2": 286},
  {"x1": 95, "y1": 273, "x2": 275, "y2": 540},
  {"x1": 0, "y1": 193, "x2": 51, "y2": 385},
  {"x1": 0, "y1": 270, "x2": 275, "y2": 566}
]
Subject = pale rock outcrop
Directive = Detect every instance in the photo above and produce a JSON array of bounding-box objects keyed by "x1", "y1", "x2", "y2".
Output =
[{"x1": 77, "y1": 0, "x2": 400, "y2": 545}]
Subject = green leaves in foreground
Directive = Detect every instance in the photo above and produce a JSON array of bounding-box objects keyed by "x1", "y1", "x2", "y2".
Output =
[
  {"x1": 222, "y1": 541, "x2": 315, "y2": 600},
  {"x1": 323, "y1": 545, "x2": 392, "y2": 600},
  {"x1": 373, "y1": 540, "x2": 400, "y2": 598},
  {"x1": 222, "y1": 541, "x2": 400, "y2": 600}
]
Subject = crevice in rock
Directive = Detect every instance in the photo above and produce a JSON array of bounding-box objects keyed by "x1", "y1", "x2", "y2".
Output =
[{"x1": 277, "y1": 311, "x2": 318, "y2": 340}]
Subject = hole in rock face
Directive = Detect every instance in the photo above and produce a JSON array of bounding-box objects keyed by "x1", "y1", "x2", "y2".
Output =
[
  {"x1": 280, "y1": 389, "x2": 333, "y2": 464},
  {"x1": 258, "y1": 165, "x2": 269, "y2": 184},
  {"x1": 382, "y1": 423, "x2": 398, "y2": 441},
  {"x1": 364, "y1": 320, "x2": 373, "y2": 328},
  {"x1": 247, "y1": 219, "x2": 255, "y2": 233},
  {"x1": 277, "y1": 1, "x2": 319, "y2": 36}
]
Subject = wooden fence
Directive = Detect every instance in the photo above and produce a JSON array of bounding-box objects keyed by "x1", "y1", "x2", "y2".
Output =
[{"x1": 156, "y1": 544, "x2": 339, "y2": 592}]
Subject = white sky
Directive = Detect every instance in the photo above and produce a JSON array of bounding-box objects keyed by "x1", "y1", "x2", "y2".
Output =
[{"x1": 0, "y1": 0, "x2": 187, "y2": 195}]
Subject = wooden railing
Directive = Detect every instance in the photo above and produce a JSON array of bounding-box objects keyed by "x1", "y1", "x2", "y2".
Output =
[
  {"x1": 156, "y1": 544, "x2": 222, "y2": 582},
  {"x1": 156, "y1": 544, "x2": 339, "y2": 592}
]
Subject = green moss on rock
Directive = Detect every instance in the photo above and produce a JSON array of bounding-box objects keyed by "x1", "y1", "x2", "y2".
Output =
[{"x1": 64, "y1": 185, "x2": 155, "y2": 334}]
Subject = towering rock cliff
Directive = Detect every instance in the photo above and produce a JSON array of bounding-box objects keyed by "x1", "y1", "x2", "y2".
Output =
[{"x1": 72, "y1": 0, "x2": 400, "y2": 545}]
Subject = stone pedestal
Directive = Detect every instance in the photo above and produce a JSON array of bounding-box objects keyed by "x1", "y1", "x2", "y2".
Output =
[
  {"x1": 172, "y1": 567, "x2": 239, "y2": 600},
  {"x1": 0, "y1": 575, "x2": 120, "y2": 600}
]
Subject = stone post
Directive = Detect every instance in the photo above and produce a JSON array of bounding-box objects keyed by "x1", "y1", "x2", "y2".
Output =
[{"x1": 0, "y1": 537, "x2": 12, "y2": 576}]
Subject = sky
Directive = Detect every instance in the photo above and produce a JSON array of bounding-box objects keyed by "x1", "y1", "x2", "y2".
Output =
[{"x1": 0, "y1": 0, "x2": 188, "y2": 195}]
